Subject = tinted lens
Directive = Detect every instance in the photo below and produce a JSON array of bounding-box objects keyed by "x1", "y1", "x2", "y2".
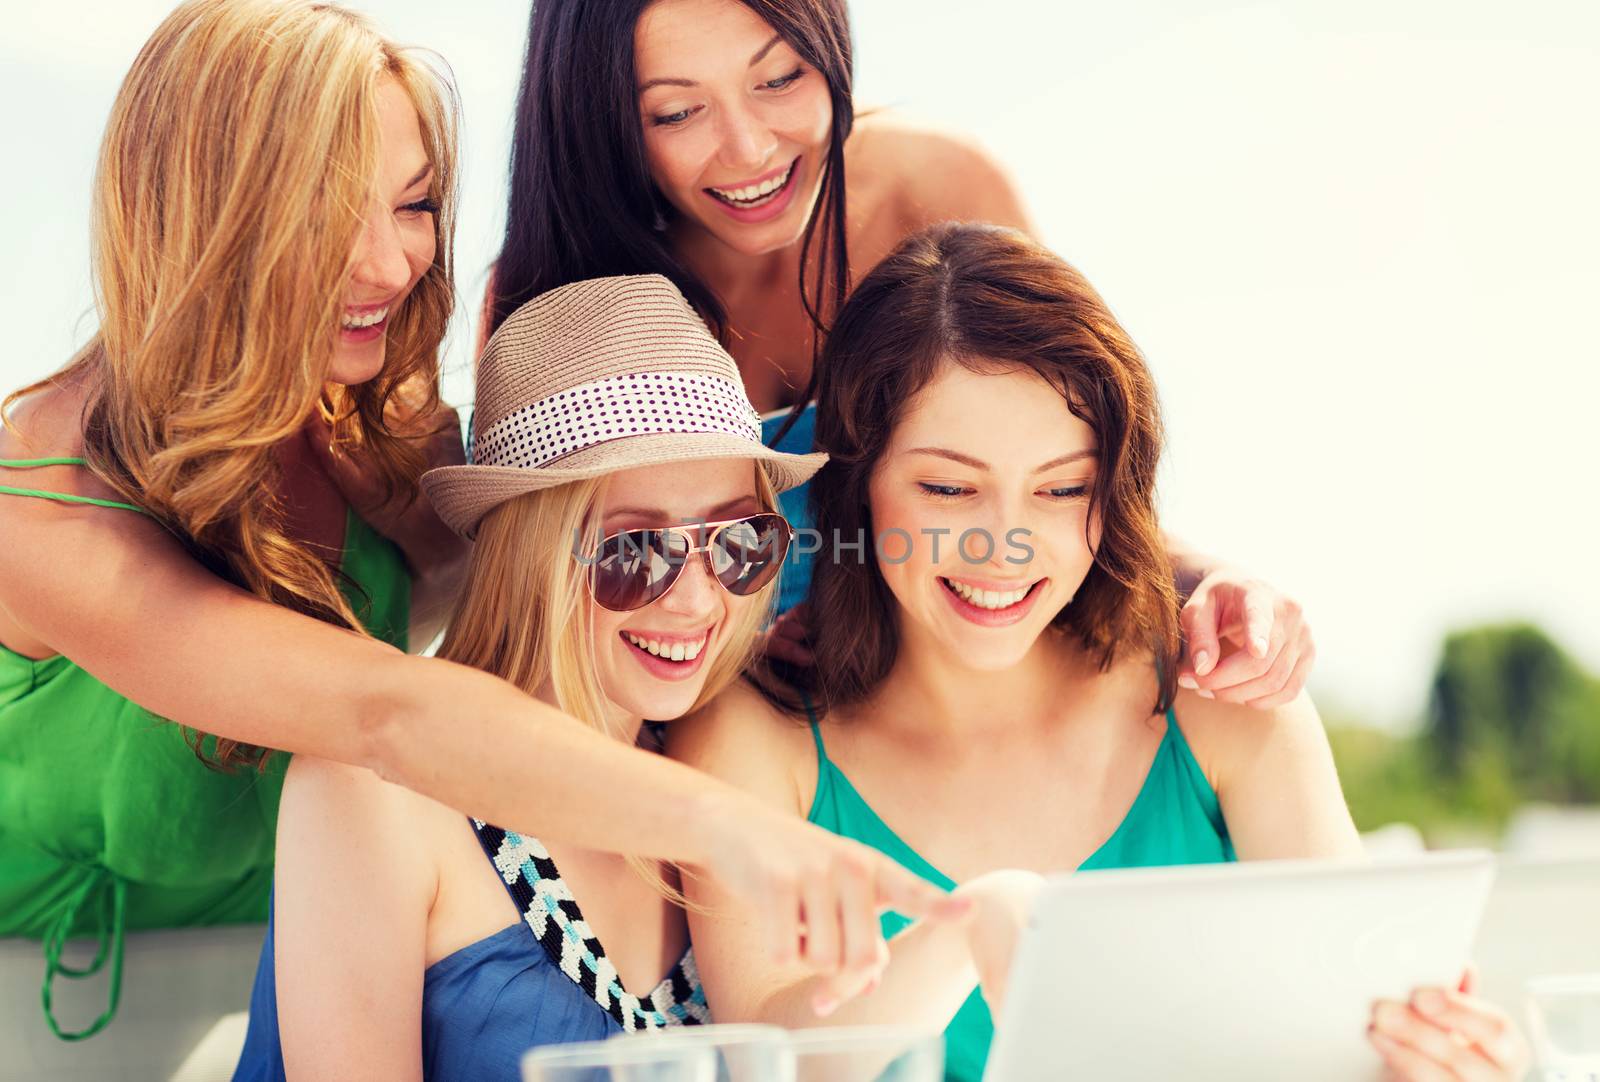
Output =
[
  {"x1": 709, "y1": 514, "x2": 791, "y2": 596},
  {"x1": 591, "y1": 528, "x2": 690, "y2": 611}
]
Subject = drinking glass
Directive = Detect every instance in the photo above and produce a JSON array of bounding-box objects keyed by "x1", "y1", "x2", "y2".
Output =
[
  {"x1": 521, "y1": 1036, "x2": 719, "y2": 1082},
  {"x1": 1527, "y1": 973, "x2": 1600, "y2": 1082},
  {"x1": 609, "y1": 1023, "x2": 794, "y2": 1082},
  {"x1": 783, "y1": 1025, "x2": 943, "y2": 1082}
]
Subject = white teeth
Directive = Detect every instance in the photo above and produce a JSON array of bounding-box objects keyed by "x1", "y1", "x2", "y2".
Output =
[
  {"x1": 625, "y1": 632, "x2": 709, "y2": 662},
  {"x1": 709, "y1": 163, "x2": 794, "y2": 206},
  {"x1": 341, "y1": 306, "x2": 388, "y2": 329},
  {"x1": 944, "y1": 578, "x2": 1031, "y2": 610}
]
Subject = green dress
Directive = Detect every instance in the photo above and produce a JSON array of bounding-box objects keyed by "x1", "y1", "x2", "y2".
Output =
[
  {"x1": 0, "y1": 458, "x2": 410, "y2": 1039},
  {"x1": 802, "y1": 696, "x2": 1236, "y2": 1082}
]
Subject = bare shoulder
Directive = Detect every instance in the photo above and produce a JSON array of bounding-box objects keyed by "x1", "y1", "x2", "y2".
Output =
[
  {"x1": 666, "y1": 676, "x2": 813, "y2": 813},
  {"x1": 0, "y1": 371, "x2": 120, "y2": 501},
  {"x1": 1171, "y1": 687, "x2": 1328, "y2": 790},
  {"x1": 283, "y1": 752, "x2": 447, "y2": 837},
  {"x1": 0, "y1": 377, "x2": 174, "y2": 654},
  {"x1": 847, "y1": 110, "x2": 1033, "y2": 235}
]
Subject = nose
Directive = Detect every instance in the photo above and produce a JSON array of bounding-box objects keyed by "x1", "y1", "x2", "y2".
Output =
[
  {"x1": 348, "y1": 203, "x2": 412, "y2": 299},
  {"x1": 657, "y1": 549, "x2": 722, "y2": 620},
  {"x1": 968, "y1": 491, "x2": 1029, "y2": 571},
  {"x1": 715, "y1": 99, "x2": 779, "y2": 176}
]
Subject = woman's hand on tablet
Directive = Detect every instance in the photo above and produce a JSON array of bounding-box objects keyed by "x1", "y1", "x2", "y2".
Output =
[
  {"x1": 807, "y1": 868, "x2": 1040, "y2": 1021},
  {"x1": 1366, "y1": 967, "x2": 1531, "y2": 1081},
  {"x1": 956, "y1": 869, "x2": 1047, "y2": 1016}
]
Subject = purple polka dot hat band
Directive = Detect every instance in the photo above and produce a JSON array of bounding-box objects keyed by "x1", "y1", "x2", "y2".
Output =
[{"x1": 473, "y1": 372, "x2": 762, "y2": 470}]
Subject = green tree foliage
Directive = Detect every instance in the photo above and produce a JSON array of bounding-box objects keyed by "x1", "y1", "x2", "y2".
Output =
[
  {"x1": 1428, "y1": 623, "x2": 1600, "y2": 804},
  {"x1": 1328, "y1": 622, "x2": 1600, "y2": 838}
]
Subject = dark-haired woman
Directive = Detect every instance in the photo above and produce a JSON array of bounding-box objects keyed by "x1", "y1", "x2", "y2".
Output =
[
  {"x1": 670, "y1": 223, "x2": 1530, "y2": 1082},
  {"x1": 490, "y1": 0, "x2": 1312, "y2": 703}
]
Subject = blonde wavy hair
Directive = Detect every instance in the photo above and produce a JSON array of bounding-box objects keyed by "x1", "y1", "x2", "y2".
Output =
[
  {"x1": 4, "y1": 0, "x2": 459, "y2": 769},
  {"x1": 437, "y1": 467, "x2": 781, "y2": 896}
]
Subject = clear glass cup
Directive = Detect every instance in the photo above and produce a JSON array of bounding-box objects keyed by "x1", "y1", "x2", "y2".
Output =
[
  {"x1": 1527, "y1": 973, "x2": 1600, "y2": 1081},
  {"x1": 783, "y1": 1025, "x2": 944, "y2": 1082},
  {"x1": 521, "y1": 1036, "x2": 719, "y2": 1082},
  {"x1": 608, "y1": 1023, "x2": 794, "y2": 1082}
]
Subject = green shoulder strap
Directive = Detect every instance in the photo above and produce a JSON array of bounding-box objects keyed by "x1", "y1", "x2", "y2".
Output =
[{"x1": 0, "y1": 458, "x2": 149, "y2": 515}]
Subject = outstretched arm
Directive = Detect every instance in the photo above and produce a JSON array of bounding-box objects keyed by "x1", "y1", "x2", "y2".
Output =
[{"x1": 0, "y1": 479, "x2": 954, "y2": 971}]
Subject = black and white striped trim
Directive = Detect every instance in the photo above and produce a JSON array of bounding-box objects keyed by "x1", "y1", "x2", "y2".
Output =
[{"x1": 469, "y1": 819, "x2": 709, "y2": 1031}]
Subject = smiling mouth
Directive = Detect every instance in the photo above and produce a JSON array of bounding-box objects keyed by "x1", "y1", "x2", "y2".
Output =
[
  {"x1": 621, "y1": 630, "x2": 709, "y2": 664},
  {"x1": 340, "y1": 305, "x2": 389, "y2": 330},
  {"x1": 939, "y1": 577, "x2": 1043, "y2": 612},
  {"x1": 705, "y1": 158, "x2": 798, "y2": 209}
]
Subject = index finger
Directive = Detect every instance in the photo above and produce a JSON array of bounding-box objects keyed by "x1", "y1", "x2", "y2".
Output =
[
  {"x1": 1242, "y1": 588, "x2": 1274, "y2": 658},
  {"x1": 1179, "y1": 592, "x2": 1221, "y2": 677},
  {"x1": 871, "y1": 858, "x2": 971, "y2": 922}
]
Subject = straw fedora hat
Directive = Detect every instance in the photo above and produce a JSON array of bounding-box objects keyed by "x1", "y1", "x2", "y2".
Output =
[{"x1": 422, "y1": 274, "x2": 828, "y2": 539}]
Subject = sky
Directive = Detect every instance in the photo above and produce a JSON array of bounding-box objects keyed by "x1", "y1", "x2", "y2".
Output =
[{"x1": 2, "y1": 0, "x2": 1597, "y2": 727}]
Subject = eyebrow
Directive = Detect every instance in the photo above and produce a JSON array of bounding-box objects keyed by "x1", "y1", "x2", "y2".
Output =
[
  {"x1": 905, "y1": 447, "x2": 1097, "y2": 472},
  {"x1": 638, "y1": 34, "x2": 785, "y2": 94},
  {"x1": 605, "y1": 495, "x2": 759, "y2": 524},
  {"x1": 403, "y1": 163, "x2": 433, "y2": 190}
]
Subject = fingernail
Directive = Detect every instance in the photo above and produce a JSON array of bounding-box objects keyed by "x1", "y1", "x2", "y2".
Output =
[
  {"x1": 812, "y1": 994, "x2": 838, "y2": 1017},
  {"x1": 1413, "y1": 988, "x2": 1445, "y2": 1016},
  {"x1": 1369, "y1": 1031, "x2": 1395, "y2": 1051},
  {"x1": 1194, "y1": 650, "x2": 1212, "y2": 674},
  {"x1": 1251, "y1": 637, "x2": 1269, "y2": 657},
  {"x1": 1177, "y1": 674, "x2": 1199, "y2": 690},
  {"x1": 1197, "y1": 689, "x2": 1215, "y2": 699}
]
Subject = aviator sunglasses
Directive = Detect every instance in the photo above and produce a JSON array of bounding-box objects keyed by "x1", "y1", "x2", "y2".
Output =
[{"x1": 587, "y1": 512, "x2": 793, "y2": 612}]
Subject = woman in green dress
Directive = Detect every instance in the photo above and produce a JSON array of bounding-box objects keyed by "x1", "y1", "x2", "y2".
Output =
[
  {"x1": 672, "y1": 223, "x2": 1531, "y2": 1082},
  {"x1": 0, "y1": 0, "x2": 948, "y2": 1041}
]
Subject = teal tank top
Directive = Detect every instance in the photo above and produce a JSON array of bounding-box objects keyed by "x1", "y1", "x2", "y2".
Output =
[
  {"x1": 0, "y1": 458, "x2": 411, "y2": 1040},
  {"x1": 803, "y1": 698, "x2": 1236, "y2": 1082}
]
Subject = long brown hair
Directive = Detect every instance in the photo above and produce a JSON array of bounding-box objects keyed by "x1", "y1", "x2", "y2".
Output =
[
  {"x1": 783, "y1": 222, "x2": 1180, "y2": 713},
  {"x1": 3, "y1": 0, "x2": 459, "y2": 769}
]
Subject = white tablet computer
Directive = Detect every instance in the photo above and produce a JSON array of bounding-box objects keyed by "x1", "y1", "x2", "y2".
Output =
[{"x1": 983, "y1": 851, "x2": 1495, "y2": 1082}]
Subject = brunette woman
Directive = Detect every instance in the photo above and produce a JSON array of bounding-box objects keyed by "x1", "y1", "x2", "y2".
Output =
[{"x1": 488, "y1": 0, "x2": 1314, "y2": 700}]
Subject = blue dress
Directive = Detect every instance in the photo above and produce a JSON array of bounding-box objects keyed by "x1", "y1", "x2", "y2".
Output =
[
  {"x1": 762, "y1": 402, "x2": 818, "y2": 615},
  {"x1": 233, "y1": 821, "x2": 708, "y2": 1081}
]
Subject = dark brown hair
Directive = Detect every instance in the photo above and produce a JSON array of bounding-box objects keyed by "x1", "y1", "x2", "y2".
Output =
[
  {"x1": 777, "y1": 222, "x2": 1179, "y2": 713},
  {"x1": 491, "y1": 0, "x2": 854, "y2": 407}
]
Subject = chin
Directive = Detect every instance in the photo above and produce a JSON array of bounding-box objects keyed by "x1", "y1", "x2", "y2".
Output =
[
  {"x1": 620, "y1": 683, "x2": 704, "y2": 724},
  {"x1": 940, "y1": 633, "x2": 1039, "y2": 674},
  {"x1": 327, "y1": 346, "x2": 388, "y2": 387},
  {"x1": 713, "y1": 217, "x2": 809, "y2": 257}
]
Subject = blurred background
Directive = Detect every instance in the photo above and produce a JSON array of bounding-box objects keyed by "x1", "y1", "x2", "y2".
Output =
[
  {"x1": 2, "y1": 1, "x2": 1598, "y2": 1077},
  {"x1": 5, "y1": 0, "x2": 1596, "y2": 848}
]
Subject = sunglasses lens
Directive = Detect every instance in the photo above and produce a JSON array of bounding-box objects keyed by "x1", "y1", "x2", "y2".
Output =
[
  {"x1": 710, "y1": 514, "x2": 790, "y2": 596},
  {"x1": 591, "y1": 529, "x2": 688, "y2": 611}
]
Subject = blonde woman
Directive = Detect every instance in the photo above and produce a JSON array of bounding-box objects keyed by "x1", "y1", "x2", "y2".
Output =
[
  {"x1": 0, "y1": 0, "x2": 947, "y2": 1042},
  {"x1": 233, "y1": 275, "x2": 969, "y2": 1079}
]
